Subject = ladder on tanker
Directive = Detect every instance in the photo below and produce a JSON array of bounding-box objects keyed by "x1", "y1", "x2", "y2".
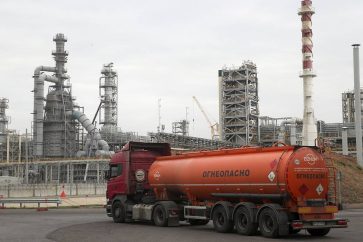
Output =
[{"x1": 324, "y1": 156, "x2": 339, "y2": 206}]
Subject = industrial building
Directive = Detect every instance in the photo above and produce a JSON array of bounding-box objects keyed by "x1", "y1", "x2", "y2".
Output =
[{"x1": 218, "y1": 61, "x2": 259, "y2": 145}]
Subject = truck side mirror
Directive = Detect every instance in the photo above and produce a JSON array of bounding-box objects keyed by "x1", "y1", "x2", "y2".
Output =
[{"x1": 105, "y1": 171, "x2": 110, "y2": 180}]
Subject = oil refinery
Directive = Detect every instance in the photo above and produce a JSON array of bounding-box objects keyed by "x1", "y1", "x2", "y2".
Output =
[
  {"x1": 0, "y1": 0, "x2": 363, "y2": 183},
  {"x1": 1, "y1": 0, "x2": 363, "y2": 241}
]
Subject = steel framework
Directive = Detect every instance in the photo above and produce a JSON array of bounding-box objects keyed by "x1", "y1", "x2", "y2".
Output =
[{"x1": 218, "y1": 61, "x2": 259, "y2": 145}]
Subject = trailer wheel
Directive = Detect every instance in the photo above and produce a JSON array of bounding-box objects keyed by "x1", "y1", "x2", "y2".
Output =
[
  {"x1": 189, "y1": 219, "x2": 209, "y2": 226},
  {"x1": 112, "y1": 201, "x2": 125, "y2": 223},
  {"x1": 212, "y1": 206, "x2": 233, "y2": 233},
  {"x1": 258, "y1": 208, "x2": 279, "y2": 238},
  {"x1": 307, "y1": 228, "x2": 330, "y2": 236},
  {"x1": 234, "y1": 206, "x2": 257, "y2": 236},
  {"x1": 153, "y1": 205, "x2": 168, "y2": 227}
]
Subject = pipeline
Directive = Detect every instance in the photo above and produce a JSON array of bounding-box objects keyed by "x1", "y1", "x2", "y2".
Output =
[
  {"x1": 66, "y1": 110, "x2": 114, "y2": 157},
  {"x1": 277, "y1": 118, "x2": 303, "y2": 145},
  {"x1": 33, "y1": 66, "x2": 58, "y2": 157}
]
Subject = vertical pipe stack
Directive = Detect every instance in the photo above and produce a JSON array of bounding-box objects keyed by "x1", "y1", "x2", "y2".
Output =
[
  {"x1": 52, "y1": 33, "x2": 68, "y2": 87},
  {"x1": 352, "y1": 44, "x2": 363, "y2": 167},
  {"x1": 0, "y1": 98, "x2": 9, "y2": 144},
  {"x1": 99, "y1": 63, "x2": 118, "y2": 130},
  {"x1": 299, "y1": 0, "x2": 317, "y2": 146}
]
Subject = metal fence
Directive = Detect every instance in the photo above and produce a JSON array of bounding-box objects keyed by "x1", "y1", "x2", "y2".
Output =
[{"x1": 0, "y1": 183, "x2": 106, "y2": 198}]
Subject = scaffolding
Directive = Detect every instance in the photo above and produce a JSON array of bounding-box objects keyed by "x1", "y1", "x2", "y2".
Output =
[{"x1": 219, "y1": 61, "x2": 259, "y2": 145}]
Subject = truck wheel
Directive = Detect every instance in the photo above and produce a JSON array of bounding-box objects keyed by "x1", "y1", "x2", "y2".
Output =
[
  {"x1": 258, "y1": 208, "x2": 279, "y2": 238},
  {"x1": 307, "y1": 228, "x2": 330, "y2": 236},
  {"x1": 234, "y1": 206, "x2": 257, "y2": 236},
  {"x1": 153, "y1": 205, "x2": 168, "y2": 227},
  {"x1": 112, "y1": 201, "x2": 125, "y2": 223},
  {"x1": 189, "y1": 219, "x2": 209, "y2": 226},
  {"x1": 212, "y1": 206, "x2": 233, "y2": 233}
]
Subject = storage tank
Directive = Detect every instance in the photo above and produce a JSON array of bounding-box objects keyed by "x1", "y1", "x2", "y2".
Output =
[{"x1": 149, "y1": 146, "x2": 329, "y2": 203}]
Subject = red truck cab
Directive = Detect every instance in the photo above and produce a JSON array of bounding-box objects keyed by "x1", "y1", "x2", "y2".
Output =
[{"x1": 106, "y1": 142, "x2": 171, "y2": 219}]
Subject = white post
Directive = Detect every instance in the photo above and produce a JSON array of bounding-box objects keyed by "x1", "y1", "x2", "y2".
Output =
[
  {"x1": 18, "y1": 134, "x2": 21, "y2": 163},
  {"x1": 6, "y1": 134, "x2": 9, "y2": 163},
  {"x1": 25, "y1": 129, "x2": 29, "y2": 184},
  {"x1": 342, "y1": 127, "x2": 348, "y2": 156},
  {"x1": 353, "y1": 44, "x2": 363, "y2": 167}
]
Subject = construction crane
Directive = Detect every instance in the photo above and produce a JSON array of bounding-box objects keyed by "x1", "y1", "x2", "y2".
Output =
[{"x1": 192, "y1": 96, "x2": 219, "y2": 140}]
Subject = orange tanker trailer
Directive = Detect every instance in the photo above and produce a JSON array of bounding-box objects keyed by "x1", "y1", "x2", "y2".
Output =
[{"x1": 106, "y1": 142, "x2": 347, "y2": 238}]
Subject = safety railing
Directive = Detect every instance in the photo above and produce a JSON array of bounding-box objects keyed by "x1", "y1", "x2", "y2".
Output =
[{"x1": 0, "y1": 197, "x2": 62, "y2": 208}]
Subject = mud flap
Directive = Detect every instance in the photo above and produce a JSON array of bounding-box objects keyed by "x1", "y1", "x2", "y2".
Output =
[
  {"x1": 257, "y1": 203, "x2": 289, "y2": 236},
  {"x1": 276, "y1": 207, "x2": 289, "y2": 236},
  {"x1": 167, "y1": 215, "x2": 180, "y2": 227}
]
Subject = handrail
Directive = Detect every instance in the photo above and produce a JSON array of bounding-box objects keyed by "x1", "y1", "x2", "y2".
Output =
[{"x1": 0, "y1": 197, "x2": 62, "y2": 208}]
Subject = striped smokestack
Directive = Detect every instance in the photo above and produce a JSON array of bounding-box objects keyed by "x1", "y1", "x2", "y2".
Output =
[{"x1": 298, "y1": 0, "x2": 317, "y2": 146}]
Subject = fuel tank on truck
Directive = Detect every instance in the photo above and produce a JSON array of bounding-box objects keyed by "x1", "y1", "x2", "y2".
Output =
[{"x1": 148, "y1": 146, "x2": 329, "y2": 203}]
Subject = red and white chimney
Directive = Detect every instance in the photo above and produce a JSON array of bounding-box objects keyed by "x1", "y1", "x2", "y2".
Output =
[{"x1": 299, "y1": 0, "x2": 317, "y2": 146}]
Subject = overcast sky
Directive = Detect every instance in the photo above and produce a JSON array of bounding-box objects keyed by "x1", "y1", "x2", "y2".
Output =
[{"x1": 1, "y1": 0, "x2": 362, "y2": 139}]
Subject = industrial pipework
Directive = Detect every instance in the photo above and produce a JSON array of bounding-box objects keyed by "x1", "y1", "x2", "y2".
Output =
[
  {"x1": 298, "y1": 0, "x2": 317, "y2": 146},
  {"x1": 99, "y1": 63, "x2": 118, "y2": 131},
  {"x1": 67, "y1": 110, "x2": 114, "y2": 157},
  {"x1": 277, "y1": 118, "x2": 303, "y2": 145},
  {"x1": 32, "y1": 33, "x2": 77, "y2": 158}
]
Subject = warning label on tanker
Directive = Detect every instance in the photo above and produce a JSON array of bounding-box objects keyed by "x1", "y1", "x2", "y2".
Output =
[
  {"x1": 202, "y1": 169, "x2": 250, "y2": 178},
  {"x1": 296, "y1": 173, "x2": 326, "y2": 179}
]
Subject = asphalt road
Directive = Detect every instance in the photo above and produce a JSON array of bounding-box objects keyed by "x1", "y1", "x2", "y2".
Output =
[{"x1": 0, "y1": 208, "x2": 362, "y2": 242}]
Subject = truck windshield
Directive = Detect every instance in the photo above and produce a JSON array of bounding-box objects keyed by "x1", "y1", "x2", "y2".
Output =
[{"x1": 110, "y1": 164, "x2": 123, "y2": 178}]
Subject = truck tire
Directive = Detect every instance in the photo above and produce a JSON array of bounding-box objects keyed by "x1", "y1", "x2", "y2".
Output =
[
  {"x1": 153, "y1": 205, "x2": 168, "y2": 227},
  {"x1": 112, "y1": 201, "x2": 125, "y2": 223},
  {"x1": 234, "y1": 206, "x2": 257, "y2": 236},
  {"x1": 258, "y1": 208, "x2": 279, "y2": 238},
  {"x1": 307, "y1": 228, "x2": 330, "y2": 236},
  {"x1": 212, "y1": 206, "x2": 233, "y2": 233},
  {"x1": 189, "y1": 219, "x2": 209, "y2": 226}
]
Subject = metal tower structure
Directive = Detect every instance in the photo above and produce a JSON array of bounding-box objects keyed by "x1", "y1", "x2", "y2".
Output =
[
  {"x1": 342, "y1": 91, "x2": 357, "y2": 123},
  {"x1": 218, "y1": 61, "x2": 259, "y2": 145},
  {"x1": 33, "y1": 33, "x2": 77, "y2": 158},
  {"x1": 172, "y1": 120, "x2": 189, "y2": 136},
  {"x1": 298, "y1": 0, "x2": 317, "y2": 146},
  {"x1": 0, "y1": 98, "x2": 9, "y2": 140},
  {"x1": 99, "y1": 63, "x2": 118, "y2": 130},
  {"x1": 0, "y1": 98, "x2": 9, "y2": 157}
]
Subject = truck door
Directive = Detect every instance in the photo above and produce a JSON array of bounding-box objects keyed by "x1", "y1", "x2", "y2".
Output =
[{"x1": 108, "y1": 161, "x2": 127, "y2": 199}]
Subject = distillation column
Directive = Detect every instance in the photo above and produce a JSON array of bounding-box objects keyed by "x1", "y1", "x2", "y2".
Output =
[
  {"x1": 299, "y1": 0, "x2": 317, "y2": 146},
  {"x1": 99, "y1": 63, "x2": 118, "y2": 132},
  {"x1": 0, "y1": 98, "x2": 9, "y2": 149},
  {"x1": 43, "y1": 33, "x2": 76, "y2": 157},
  {"x1": 33, "y1": 33, "x2": 76, "y2": 158}
]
